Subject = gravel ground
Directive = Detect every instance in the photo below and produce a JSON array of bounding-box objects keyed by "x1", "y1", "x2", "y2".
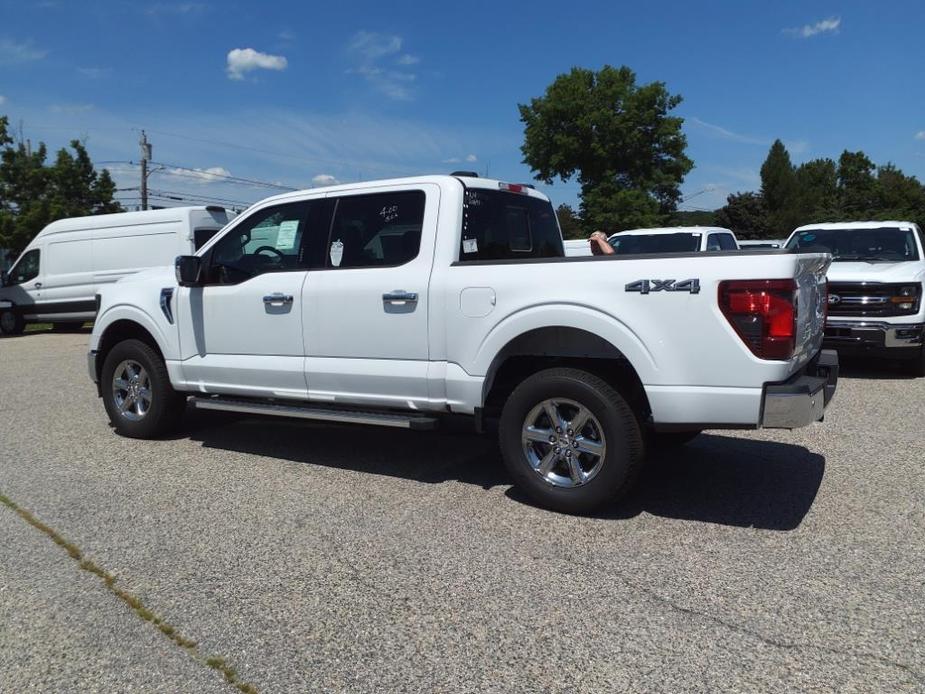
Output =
[{"x1": 0, "y1": 331, "x2": 922, "y2": 693}]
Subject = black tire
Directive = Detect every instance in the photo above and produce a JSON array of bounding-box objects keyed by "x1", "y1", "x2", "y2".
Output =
[
  {"x1": 101, "y1": 339, "x2": 186, "y2": 438},
  {"x1": 498, "y1": 367, "x2": 644, "y2": 514},
  {"x1": 0, "y1": 309, "x2": 25, "y2": 335},
  {"x1": 649, "y1": 429, "x2": 702, "y2": 449}
]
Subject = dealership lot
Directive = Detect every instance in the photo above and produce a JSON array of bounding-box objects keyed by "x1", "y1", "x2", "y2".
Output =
[{"x1": 0, "y1": 332, "x2": 923, "y2": 692}]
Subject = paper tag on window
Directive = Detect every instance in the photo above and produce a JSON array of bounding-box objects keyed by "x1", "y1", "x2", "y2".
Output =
[
  {"x1": 276, "y1": 220, "x2": 299, "y2": 250},
  {"x1": 463, "y1": 238, "x2": 478, "y2": 254},
  {"x1": 330, "y1": 239, "x2": 344, "y2": 267}
]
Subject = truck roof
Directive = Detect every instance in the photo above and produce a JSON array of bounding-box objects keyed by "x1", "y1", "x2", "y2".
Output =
[
  {"x1": 793, "y1": 221, "x2": 919, "y2": 232},
  {"x1": 253, "y1": 174, "x2": 552, "y2": 207},
  {"x1": 36, "y1": 206, "x2": 225, "y2": 239}
]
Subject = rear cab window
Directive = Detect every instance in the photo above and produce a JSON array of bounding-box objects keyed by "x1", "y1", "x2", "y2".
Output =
[{"x1": 459, "y1": 188, "x2": 563, "y2": 261}]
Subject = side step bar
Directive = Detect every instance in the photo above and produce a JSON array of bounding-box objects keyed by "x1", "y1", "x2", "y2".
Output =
[{"x1": 189, "y1": 396, "x2": 438, "y2": 430}]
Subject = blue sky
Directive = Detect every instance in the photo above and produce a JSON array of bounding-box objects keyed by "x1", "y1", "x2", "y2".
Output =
[{"x1": 2, "y1": 0, "x2": 925, "y2": 213}]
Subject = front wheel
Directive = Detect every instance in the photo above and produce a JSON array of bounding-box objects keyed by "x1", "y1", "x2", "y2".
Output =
[
  {"x1": 101, "y1": 339, "x2": 186, "y2": 438},
  {"x1": 0, "y1": 309, "x2": 24, "y2": 335},
  {"x1": 498, "y1": 367, "x2": 645, "y2": 514}
]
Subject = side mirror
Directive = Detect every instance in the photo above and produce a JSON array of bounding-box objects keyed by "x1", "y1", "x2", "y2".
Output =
[
  {"x1": 175, "y1": 255, "x2": 202, "y2": 287},
  {"x1": 0, "y1": 270, "x2": 8, "y2": 287}
]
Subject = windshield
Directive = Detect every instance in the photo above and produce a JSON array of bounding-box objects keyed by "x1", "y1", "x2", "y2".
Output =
[
  {"x1": 786, "y1": 227, "x2": 920, "y2": 262},
  {"x1": 608, "y1": 233, "x2": 701, "y2": 255}
]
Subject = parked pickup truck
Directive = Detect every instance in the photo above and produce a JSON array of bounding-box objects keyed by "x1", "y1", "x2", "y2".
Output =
[
  {"x1": 88, "y1": 175, "x2": 838, "y2": 513},
  {"x1": 564, "y1": 226, "x2": 740, "y2": 257},
  {"x1": 785, "y1": 221, "x2": 925, "y2": 376}
]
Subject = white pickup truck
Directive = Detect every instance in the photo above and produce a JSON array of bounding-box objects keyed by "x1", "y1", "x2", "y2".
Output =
[
  {"x1": 786, "y1": 221, "x2": 925, "y2": 376},
  {"x1": 88, "y1": 175, "x2": 838, "y2": 512}
]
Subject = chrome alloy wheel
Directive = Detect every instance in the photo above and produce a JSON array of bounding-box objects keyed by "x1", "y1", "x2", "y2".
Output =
[
  {"x1": 521, "y1": 398, "x2": 607, "y2": 488},
  {"x1": 112, "y1": 360, "x2": 152, "y2": 422}
]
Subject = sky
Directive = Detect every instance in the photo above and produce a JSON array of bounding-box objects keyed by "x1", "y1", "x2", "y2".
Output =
[{"x1": 2, "y1": 0, "x2": 925, "y2": 213}]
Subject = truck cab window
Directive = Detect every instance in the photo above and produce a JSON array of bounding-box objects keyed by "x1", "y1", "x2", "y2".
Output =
[
  {"x1": 208, "y1": 202, "x2": 309, "y2": 284},
  {"x1": 326, "y1": 190, "x2": 425, "y2": 269},
  {"x1": 460, "y1": 189, "x2": 563, "y2": 261},
  {"x1": 9, "y1": 249, "x2": 40, "y2": 285}
]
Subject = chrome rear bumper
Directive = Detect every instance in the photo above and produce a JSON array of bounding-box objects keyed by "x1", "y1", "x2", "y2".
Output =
[{"x1": 761, "y1": 350, "x2": 838, "y2": 429}]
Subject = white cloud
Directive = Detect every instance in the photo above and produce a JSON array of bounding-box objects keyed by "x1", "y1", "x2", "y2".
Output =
[
  {"x1": 0, "y1": 95, "x2": 6, "y2": 106},
  {"x1": 278, "y1": 30, "x2": 295, "y2": 42},
  {"x1": 145, "y1": 3, "x2": 208, "y2": 16},
  {"x1": 0, "y1": 38, "x2": 47, "y2": 65},
  {"x1": 226, "y1": 48, "x2": 288, "y2": 80},
  {"x1": 465, "y1": 153, "x2": 477, "y2": 163},
  {"x1": 785, "y1": 17, "x2": 841, "y2": 39},
  {"x1": 915, "y1": 131, "x2": 925, "y2": 141},
  {"x1": 348, "y1": 31, "x2": 402, "y2": 61},
  {"x1": 347, "y1": 31, "x2": 419, "y2": 101},
  {"x1": 312, "y1": 174, "x2": 339, "y2": 187},
  {"x1": 49, "y1": 103, "x2": 94, "y2": 114},
  {"x1": 168, "y1": 166, "x2": 231, "y2": 183},
  {"x1": 77, "y1": 67, "x2": 112, "y2": 79},
  {"x1": 689, "y1": 117, "x2": 808, "y2": 154}
]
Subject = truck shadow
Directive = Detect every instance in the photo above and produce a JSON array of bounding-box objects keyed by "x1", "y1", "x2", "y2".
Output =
[
  {"x1": 837, "y1": 356, "x2": 919, "y2": 380},
  {"x1": 185, "y1": 412, "x2": 823, "y2": 532}
]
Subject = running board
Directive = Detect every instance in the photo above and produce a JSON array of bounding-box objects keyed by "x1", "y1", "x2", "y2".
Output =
[{"x1": 189, "y1": 396, "x2": 438, "y2": 430}]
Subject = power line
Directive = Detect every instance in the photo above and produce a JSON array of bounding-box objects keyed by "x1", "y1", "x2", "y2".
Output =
[{"x1": 148, "y1": 161, "x2": 299, "y2": 191}]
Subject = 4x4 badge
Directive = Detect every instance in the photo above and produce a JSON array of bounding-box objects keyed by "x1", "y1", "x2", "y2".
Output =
[{"x1": 625, "y1": 279, "x2": 701, "y2": 295}]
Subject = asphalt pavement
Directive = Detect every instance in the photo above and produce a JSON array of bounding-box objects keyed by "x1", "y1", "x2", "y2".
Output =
[{"x1": 0, "y1": 331, "x2": 922, "y2": 693}]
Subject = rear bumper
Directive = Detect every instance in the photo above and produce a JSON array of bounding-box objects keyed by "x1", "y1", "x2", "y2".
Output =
[
  {"x1": 823, "y1": 320, "x2": 924, "y2": 359},
  {"x1": 761, "y1": 350, "x2": 839, "y2": 429}
]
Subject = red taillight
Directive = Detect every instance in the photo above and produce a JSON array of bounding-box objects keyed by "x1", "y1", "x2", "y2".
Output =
[
  {"x1": 498, "y1": 182, "x2": 526, "y2": 194},
  {"x1": 719, "y1": 279, "x2": 797, "y2": 360}
]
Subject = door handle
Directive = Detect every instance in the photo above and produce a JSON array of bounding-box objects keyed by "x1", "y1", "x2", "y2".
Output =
[
  {"x1": 263, "y1": 293, "x2": 293, "y2": 305},
  {"x1": 382, "y1": 290, "x2": 418, "y2": 304},
  {"x1": 34, "y1": 282, "x2": 42, "y2": 289}
]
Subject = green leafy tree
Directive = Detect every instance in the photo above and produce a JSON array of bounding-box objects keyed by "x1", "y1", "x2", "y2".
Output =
[
  {"x1": 760, "y1": 139, "x2": 800, "y2": 235},
  {"x1": 795, "y1": 158, "x2": 838, "y2": 222},
  {"x1": 714, "y1": 192, "x2": 770, "y2": 239},
  {"x1": 836, "y1": 150, "x2": 879, "y2": 218},
  {"x1": 0, "y1": 119, "x2": 121, "y2": 256},
  {"x1": 555, "y1": 203, "x2": 585, "y2": 239},
  {"x1": 519, "y1": 65, "x2": 693, "y2": 232}
]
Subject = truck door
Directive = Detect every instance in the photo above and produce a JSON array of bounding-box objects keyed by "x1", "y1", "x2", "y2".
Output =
[
  {"x1": 175, "y1": 200, "x2": 313, "y2": 398},
  {"x1": 302, "y1": 184, "x2": 438, "y2": 408}
]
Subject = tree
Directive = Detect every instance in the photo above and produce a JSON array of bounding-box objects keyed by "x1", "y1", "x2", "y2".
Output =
[
  {"x1": 795, "y1": 158, "x2": 838, "y2": 222},
  {"x1": 0, "y1": 117, "x2": 121, "y2": 255},
  {"x1": 837, "y1": 150, "x2": 878, "y2": 217},
  {"x1": 714, "y1": 192, "x2": 770, "y2": 239},
  {"x1": 555, "y1": 203, "x2": 585, "y2": 239},
  {"x1": 760, "y1": 139, "x2": 800, "y2": 235},
  {"x1": 519, "y1": 65, "x2": 692, "y2": 232}
]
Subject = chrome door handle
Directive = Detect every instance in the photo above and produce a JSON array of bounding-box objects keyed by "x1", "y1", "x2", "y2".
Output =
[
  {"x1": 263, "y1": 293, "x2": 293, "y2": 305},
  {"x1": 382, "y1": 290, "x2": 418, "y2": 304},
  {"x1": 34, "y1": 282, "x2": 42, "y2": 288}
]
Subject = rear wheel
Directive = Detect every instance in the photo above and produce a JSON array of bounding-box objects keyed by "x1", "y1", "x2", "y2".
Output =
[
  {"x1": 101, "y1": 339, "x2": 186, "y2": 438},
  {"x1": 498, "y1": 367, "x2": 644, "y2": 514},
  {"x1": 0, "y1": 309, "x2": 24, "y2": 335}
]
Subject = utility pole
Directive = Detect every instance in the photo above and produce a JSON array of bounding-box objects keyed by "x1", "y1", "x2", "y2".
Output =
[{"x1": 139, "y1": 130, "x2": 152, "y2": 211}]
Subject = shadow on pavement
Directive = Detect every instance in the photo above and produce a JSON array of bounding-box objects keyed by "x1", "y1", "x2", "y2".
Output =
[
  {"x1": 837, "y1": 355, "x2": 919, "y2": 381},
  {"x1": 185, "y1": 412, "x2": 824, "y2": 530}
]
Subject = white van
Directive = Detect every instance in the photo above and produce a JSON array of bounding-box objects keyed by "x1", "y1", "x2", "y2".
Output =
[{"x1": 0, "y1": 206, "x2": 232, "y2": 334}]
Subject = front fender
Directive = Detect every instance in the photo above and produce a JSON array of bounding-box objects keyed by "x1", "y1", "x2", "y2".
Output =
[{"x1": 92, "y1": 303, "x2": 176, "y2": 360}]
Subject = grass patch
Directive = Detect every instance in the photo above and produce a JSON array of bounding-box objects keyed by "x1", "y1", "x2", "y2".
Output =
[{"x1": 0, "y1": 491, "x2": 257, "y2": 693}]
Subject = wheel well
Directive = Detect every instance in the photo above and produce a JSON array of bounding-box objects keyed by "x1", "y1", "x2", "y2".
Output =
[
  {"x1": 482, "y1": 328, "x2": 651, "y2": 422},
  {"x1": 93, "y1": 320, "x2": 164, "y2": 384}
]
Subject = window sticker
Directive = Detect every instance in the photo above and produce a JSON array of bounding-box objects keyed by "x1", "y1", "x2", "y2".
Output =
[
  {"x1": 379, "y1": 204, "x2": 399, "y2": 223},
  {"x1": 276, "y1": 220, "x2": 299, "y2": 250},
  {"x1": 330, "y1": 239, "x2": 344, "y2": 267},
  {"x1": 463, "y1": 238, "x2": 478, "y2": 254}
]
